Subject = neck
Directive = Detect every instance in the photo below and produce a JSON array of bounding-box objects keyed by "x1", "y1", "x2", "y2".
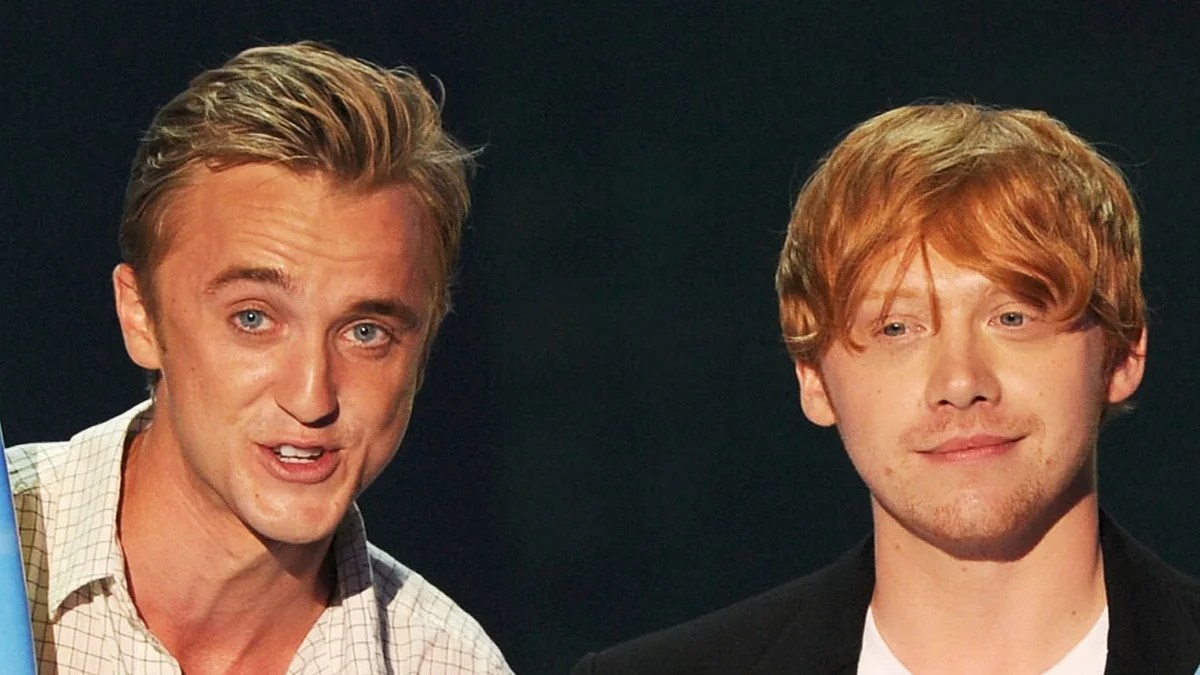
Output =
[
  {"x1": 118, "y1": 426, "x2": 334, "y2": 673},
  {"x1": 870, "y1": 494, "x2": 1105, "y2": 675}
]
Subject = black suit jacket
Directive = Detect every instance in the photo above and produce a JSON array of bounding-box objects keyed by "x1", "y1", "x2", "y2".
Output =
[{"x1": 572, "y1": 513, "x2": 1200, "y2": 674}]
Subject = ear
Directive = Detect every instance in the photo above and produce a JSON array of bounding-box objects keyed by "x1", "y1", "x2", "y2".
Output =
[
  {"x1": 1106, "y1": 328, "x2": 1148, "y2": 405},
  {"x1": 795, "y1": 360, "x2": 837, "y2": 427},
  {"x1": 113, "y1": 264, "x2": 163, "y2": 371}
]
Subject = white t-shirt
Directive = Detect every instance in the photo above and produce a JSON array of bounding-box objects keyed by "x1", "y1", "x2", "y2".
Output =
[{"x1": 857, "y1": 605, "x2": 1108, "y2": 674}]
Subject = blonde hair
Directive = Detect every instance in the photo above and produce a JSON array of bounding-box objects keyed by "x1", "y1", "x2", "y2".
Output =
[
  {"x1": 776, "y1": 103, "x2": 1144, "y2": 373},
  {"x1": 120, "y1": 40, "x2": 475, "y2": 326}
]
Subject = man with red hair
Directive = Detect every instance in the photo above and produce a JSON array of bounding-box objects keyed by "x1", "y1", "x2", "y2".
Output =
[{"x1": 573, "y1": 103, "x2": 1200, "y2": 673}]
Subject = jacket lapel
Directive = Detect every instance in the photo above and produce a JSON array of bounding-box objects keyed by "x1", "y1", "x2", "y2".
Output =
[{"x1": 749, "y1": 538, "x2": 875, "y2": 674}]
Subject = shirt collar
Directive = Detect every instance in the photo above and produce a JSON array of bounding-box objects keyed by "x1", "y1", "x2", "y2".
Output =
[
  {"x1": 322, "y1": 501, "x2": 388, "y2": 671},
  {"x1": 331, "y1": 502, "x2": 376, "y2": 602},
  {"x1": 49, "y1": 401, "x2": 153, "y2": 615}
]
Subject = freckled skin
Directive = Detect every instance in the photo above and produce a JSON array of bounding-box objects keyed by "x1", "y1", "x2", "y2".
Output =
[
  {"x1": 116, "y1": 163, "x2": 437, "y2": 549},
  {"x1": 796, "y1": 249, "x2": 1144, "y2": 559}
]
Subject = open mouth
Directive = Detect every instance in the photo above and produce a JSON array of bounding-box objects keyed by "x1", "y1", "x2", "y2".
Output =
[
  {"x1": 257, "y1": 442, "x2": 340, "y2": 484},
  {"x1": 273, "y1": 444, "x2": 326, "y2": 464}
]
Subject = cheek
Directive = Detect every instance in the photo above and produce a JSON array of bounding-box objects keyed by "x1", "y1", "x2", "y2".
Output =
[
  {"x1": 827, "y1": 372, "x2": 903, "y2": 439},
  {"x1": 1043, "y1": 376, "x2": 1105, "y2": 441},
  {"x1": 352, "y1": 397, "x2": 412, "y2": 487},
  {"x1": 162, "y1": 326, "x2": 275, "y2": 409},
  {"x1": 1015, "y1": 351, "x2": 1106, "y2": 415},
  {"x1": 337, "y1": 360, "x2": 420, "y2": 432},
  {"x1": 831, "y1": 400, "x2": 901, "y2": 476}
]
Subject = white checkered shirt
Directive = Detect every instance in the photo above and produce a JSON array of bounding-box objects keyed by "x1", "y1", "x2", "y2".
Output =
[{"x1": 7, "y1": 402, "x2": 513, "y2": 674}]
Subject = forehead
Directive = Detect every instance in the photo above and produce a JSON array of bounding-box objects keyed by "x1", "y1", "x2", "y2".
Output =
[
  {"x1": 851, "y1": 241, "x2": 1021, "y2": 319},
  {"x1": 164, "y1": 163, "x2": 429, "y2": 249},
  {"x1": 155, "y1": 163, "x2": 436, "y2": 297}
]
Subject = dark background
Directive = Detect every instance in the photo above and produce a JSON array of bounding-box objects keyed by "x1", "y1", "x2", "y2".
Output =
[{"x1": 2, "y1": 3, "x2": 1198, "y2": 673}]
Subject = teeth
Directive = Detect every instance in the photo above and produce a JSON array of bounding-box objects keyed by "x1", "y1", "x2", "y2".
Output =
[{"x1": 275, "y1": 444, "x2": 324, "y2": 463}]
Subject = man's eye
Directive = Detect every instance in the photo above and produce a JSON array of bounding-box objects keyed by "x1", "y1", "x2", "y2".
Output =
[
  {"x1": 881, "y1": 322, "x2": 907, "y2": 337},
  {"x1": 998, "y1": 311, "x2": 1026, "y2": 327},
  {"x1": 234, "y1": 309, "x2": 267, "y2": 331},
  {"x1": 350, "y1": 322, "x2": 390, "y2": 345}
]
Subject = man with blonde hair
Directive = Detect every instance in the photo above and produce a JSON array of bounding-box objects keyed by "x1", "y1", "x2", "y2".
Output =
[
  {"x1": 573, "y1": 103, "x2": 1200, "y2": 673},
  {"x1": 7, "y1": 42, "x2": 511, "y2": 674}
]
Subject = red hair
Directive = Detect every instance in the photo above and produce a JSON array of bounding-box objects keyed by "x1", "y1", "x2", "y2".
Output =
[{"x1": 776, "y1": 103, "x2": 1143, "y2": 373}]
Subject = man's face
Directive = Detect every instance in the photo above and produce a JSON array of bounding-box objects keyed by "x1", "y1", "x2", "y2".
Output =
[
  {"x1": 795, "y1": 248, "x2": 1145, "y2": 558},
  {"x1": 115, "y1": 163, "x2": 436, "y2": 546}
]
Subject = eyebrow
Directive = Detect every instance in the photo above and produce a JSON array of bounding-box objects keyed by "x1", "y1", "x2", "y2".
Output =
[
  {"x1": 203, "y1": 266, "x2": 295, "y2": 295},
  {"x1": 860, "y1": 287, "x2": 928, "y2": 304},
  {"x1": 346, "y1": 298, "x2": 422, "y2": 332}
]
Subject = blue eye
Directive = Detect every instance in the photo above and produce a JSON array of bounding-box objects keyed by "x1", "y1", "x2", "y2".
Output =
[
  {"x1": 235, "y1": 309, "x2": 266, "y2": 331},
  {"x1": 998, "y1": 311, "x2": 1025, "y2": 327},
  {"x1": 881, "y1": 322, "x2": 907, "y2": 337},
  {"x1": 350, "y1": 323, "x2": 390, "y2": 345}
]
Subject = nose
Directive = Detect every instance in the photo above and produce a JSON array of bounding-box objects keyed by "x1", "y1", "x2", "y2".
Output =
[
  {"x1": 924, "y1": 325, "x2": 1000, "y2": 410},
  {"x1": 274, "y1": 336, "x2": 339, "y2": 427}
]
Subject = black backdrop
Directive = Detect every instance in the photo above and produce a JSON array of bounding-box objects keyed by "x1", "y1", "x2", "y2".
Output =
[{"x1": 3, "y1": 3, "x2": 1198, "y2": 673}]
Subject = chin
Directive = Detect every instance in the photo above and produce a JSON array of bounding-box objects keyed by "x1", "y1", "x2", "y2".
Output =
[
  {"x1": 878, "y1": 482, "x2": 1047, "y2": 561},
  {"x1": 240, "y1": 497, "x2": 350, "y2": 548},
  {"x1": 250, "y1": 518, "x2": 342, "y2": 547},
  {"x1": 925, "y1": 529, "x2": 1035, "y2": 562}
]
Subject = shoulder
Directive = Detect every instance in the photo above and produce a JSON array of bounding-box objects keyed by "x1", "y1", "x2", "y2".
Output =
[
  {"x1": 1101, "y1": 512, "x2": 1200, "y2": 671},
  {"x1": 5, "y1": 403, "x2": 146, "y2": 496},
  {"x1": 367, "y1": 544, "x2": 512, "y2": 674},
  {"x1": 572, "y1": 540, "x2": 874, "y2": 675},
  {"x1": 6, "y1": 439, "x2": 72, "y2": 496},
  {"x1": 570, "y1": 577, "x2": 822, "y2": 675},
  {"x1": 1102, "y1": 513, "x2": 1200, "y2": 606}
]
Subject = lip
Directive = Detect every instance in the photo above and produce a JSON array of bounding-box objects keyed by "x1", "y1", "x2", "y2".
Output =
[
  {"x1": 921, "y1": 434, "x2": 1022, "y2": 462},
  {"x1": 255, "y1": 442, "x2": 342, "y2": 484},
  {"x1": 259, "y1": 437, "x2": 337, "y2": 450}
]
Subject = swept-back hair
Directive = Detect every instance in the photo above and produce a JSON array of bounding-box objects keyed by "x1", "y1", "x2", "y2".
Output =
[{"x1": 119, "y1": 41, "x2": 476, "y2": 389}]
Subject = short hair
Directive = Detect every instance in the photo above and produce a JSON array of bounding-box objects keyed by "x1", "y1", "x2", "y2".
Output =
[
  {"x1": 119, "y1": 41, "x2": 476, "y2": 387},
  {"x1": 776, "y1": 103, "x2": 1144, "y2": 374}
]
